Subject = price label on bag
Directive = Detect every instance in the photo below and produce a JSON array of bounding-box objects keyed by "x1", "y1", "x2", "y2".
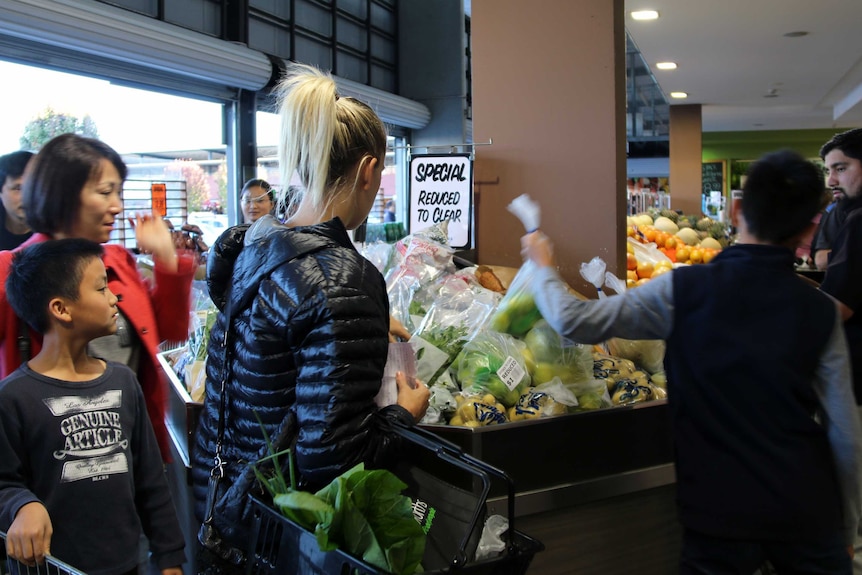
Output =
[{"x1": 496, "y1": 356, "x2": 526, "y2": 391}]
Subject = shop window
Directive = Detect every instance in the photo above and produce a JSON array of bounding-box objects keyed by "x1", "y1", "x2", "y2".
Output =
[{"x1": 0, "y1": 59, "x2": 227, "y2": 248}]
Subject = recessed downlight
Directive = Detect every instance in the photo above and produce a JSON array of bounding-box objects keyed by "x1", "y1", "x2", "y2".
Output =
[
  {"x1": 631, "y1": 10, "x2": 659, "y2": 20},
  {"x1": 656, "y1": 62, "x2": 677, "y2": 70},
  {"x1": 669, "y1": 92, "x2": 688, "y2": 99}
]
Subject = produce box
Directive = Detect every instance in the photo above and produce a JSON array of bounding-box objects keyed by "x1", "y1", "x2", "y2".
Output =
[
  {"x1": 421, "y1": 399, "x2": 672, "y2": 498},
  {"x1": 157, "y1": 350, "x2": 203, "y2": 467}
]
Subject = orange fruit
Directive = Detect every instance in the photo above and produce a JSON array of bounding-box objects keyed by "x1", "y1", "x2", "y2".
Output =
[
  {"x1": 702, "y1": 248, "x2": 718, "y2": 263},
  {"x1": 626, "y1": 278, "x2": 637, "y2": 288},
  {"x1": 627, "y1": 226, "x2": 636, "y2": 237},
  {"x1": 626, "y1": 269, "x2": 638, "y2": 281},
  {"x1": 636, "y1": 260, "x2": 654, "y2": 279},
  {"x1": 665, "y1": 236, "x2": 677, "y2": 250},
  {"x1": 644, "y1": 229, "x2": 658, "y2": 243},
  {"x1": 627, "y1": 252, "x2": 638, "y2": 270},
  {"x1": 636, "y1": 278, "x2": 651, "y2": 287},
  {"x1": 676, "y1": 246, "x2": 690, "y2": 263},
  {"x1": 689, "y1": 248, "x2": 703, "y2": 264}
]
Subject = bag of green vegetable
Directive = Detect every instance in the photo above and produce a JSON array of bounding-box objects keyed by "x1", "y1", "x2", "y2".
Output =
[
  {"x1": 524, "y1": 319, "x2": 593, "y2": 385},
  {"x1": 487, "y1": 260, "x2": 544, "y2": 338},
  {"x1": 412, "y1": 275, "x2": 502, "y2": 387},
  {"x1": 454, "y1": 330, "x2": 531, "y2": 407}
]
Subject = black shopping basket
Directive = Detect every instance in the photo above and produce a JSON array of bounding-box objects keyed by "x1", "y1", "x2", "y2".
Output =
[
  {"x1": 0, "y1": 531, "x2": 88, "y2": 575},
  {"x1": 245, "y1": 423, "x2": 543, "y2": 574}
]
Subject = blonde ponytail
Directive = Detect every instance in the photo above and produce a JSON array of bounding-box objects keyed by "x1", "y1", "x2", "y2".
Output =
[{"x1": 275, "y1": 63, "x2": 387, "y2": 217}]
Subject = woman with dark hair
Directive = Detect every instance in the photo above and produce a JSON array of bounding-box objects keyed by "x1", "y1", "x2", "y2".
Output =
[
  {"x1": 239, "y1": 178, "x2": 274, "y2": 223},
  {"x1": 0, "y1": 133, "x2": 196, "y2": 462}
]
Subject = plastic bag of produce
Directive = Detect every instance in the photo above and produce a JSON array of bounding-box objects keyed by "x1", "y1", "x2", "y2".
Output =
[
  {"x1": 454, "y1": 331, "x2": 532, "y2": 407},
  {"x1": 563, "y1": 377, "x2": 613, "y2": 411},
  {"x1": 606, "y1": 337, "x2": 666, "y2": 375},
  {"x1": 412, "y1": 275, "x2": 502, "y2": 386},
  {"x1": 449, "y1": 392, "x2": 509, "y2": 427},
  {"x1": 357, "y1": 240, "x2": 394, "y2": 274},
  {"x1": 507, "y1": 379, "x2": 575, "y2": 421},
  {"x1": 385, "y1": 223, "x2": 455, "y2": 333},
  {"x1": 487, "y1": 260, "x2": 543, "y2": 338},
  {"x1": 524, "y1": 319, "x2": 593, "y2": 385}
]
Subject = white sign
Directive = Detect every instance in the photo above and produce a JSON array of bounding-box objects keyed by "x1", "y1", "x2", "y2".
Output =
[{"x1": 409, "y1": 154, "x2": 472, "y2": 248}]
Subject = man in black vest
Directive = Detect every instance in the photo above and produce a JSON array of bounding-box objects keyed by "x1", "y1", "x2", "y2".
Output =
[
  {"x1": 522, "y1": 149, "x2": 862, "y2": 574},
  {"x1": 820, "y1": 127, "x2": 862, "y2": 573}
]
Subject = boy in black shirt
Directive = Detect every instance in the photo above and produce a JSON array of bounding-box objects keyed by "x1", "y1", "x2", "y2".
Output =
[{"x1": 0, "y1": 239, "x2": 185, "y2": 575}]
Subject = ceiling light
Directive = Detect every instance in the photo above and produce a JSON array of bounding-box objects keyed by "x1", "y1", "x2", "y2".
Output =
[
  {"x1": 631, "y1": 10, "x2": 659, "y2": 20},
  {"x1": 656, "y1": 62, "x2": 677, "y2": 70},
  {"x1": 670, "y1": 92, "x2": 688, "y2": 99}
]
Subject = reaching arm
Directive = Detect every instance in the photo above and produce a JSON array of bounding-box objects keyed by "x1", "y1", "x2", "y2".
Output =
[{"x1": 812, "y1": 311, "x2": 862, "y2": 546}]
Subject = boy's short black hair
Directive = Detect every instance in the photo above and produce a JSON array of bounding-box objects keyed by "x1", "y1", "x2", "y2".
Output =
[
  {"x1": 820, "y1": 127, "x2": 862, "y2": 161},
  {"x1": 741, "y1": 150, "x2": 824, "y2": 244},
  {"x1": 0, "y1": 151, "x2": 34, "y2": 185},
  {"x1": 7, "y1": 239, "x2": 104, "y2": 334}
]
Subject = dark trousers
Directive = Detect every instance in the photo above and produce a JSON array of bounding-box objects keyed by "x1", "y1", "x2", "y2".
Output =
[{"x1": 680, "y1": 528, "x2": 851, "y2": 575}]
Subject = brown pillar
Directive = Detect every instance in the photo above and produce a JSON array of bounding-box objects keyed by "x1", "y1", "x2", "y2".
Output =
[
  {"x1": 669, "y1": 104, "x2": 703, "y2": 216},
  {"x1": 470, "y1": 0, "x2": 626, "y2": 295}
]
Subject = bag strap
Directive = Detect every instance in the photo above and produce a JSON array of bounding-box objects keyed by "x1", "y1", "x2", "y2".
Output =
[{"x1": 204, "y1": 237, "x2": 333, "y2": 513}]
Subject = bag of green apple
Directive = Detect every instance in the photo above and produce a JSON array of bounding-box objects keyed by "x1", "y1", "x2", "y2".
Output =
[
  {"x1": 523, "y1": 319, "x2": 593, "y2": 385},
  {"x1": 487, "y1": 259, "x2": 544, "y2": 338},
  {"x1": 454, "y1": 330, "x2": 532, "y2": 407}
]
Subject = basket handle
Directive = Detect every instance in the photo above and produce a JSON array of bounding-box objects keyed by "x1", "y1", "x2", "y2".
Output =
[{"x1": 390, "y1": 422, "x2": 518, "y2": 561}]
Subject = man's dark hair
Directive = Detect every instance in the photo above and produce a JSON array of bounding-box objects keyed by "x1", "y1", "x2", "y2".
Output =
[
  {"x1": 741, "y1": 150, "x2": 824, "y2": 244},
  {"x1": 6, "y1": 239, "x2": 104, "y2": 334},
  {"x1": 820, "y1": 127, "x2": 862, "y2": 161},
  {"x1": 0, "y1": 151, "x2": 34, "y2": 186},
  {"x1": 22, "y1": 134, "x2": 127, "y2": 236}
]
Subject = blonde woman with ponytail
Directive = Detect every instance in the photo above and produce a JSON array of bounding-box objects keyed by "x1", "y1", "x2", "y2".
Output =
[{"x1": 191, "y1": 64, "x2": 429, "y2": 573}]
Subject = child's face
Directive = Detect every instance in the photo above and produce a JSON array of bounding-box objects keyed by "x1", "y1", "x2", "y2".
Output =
[{"x1": 71, "y1": 258, "x2": 119, "y2": 338}]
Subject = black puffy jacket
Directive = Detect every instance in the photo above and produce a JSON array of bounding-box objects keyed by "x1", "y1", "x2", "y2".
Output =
[{"x1": 191, "y1": 216, "x2": 414, "y2": 548}]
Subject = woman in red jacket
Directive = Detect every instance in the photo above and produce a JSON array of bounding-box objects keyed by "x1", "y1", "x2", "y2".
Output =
[{"x1": 0, "y1": 134, "x2": 195, "y2": 462}]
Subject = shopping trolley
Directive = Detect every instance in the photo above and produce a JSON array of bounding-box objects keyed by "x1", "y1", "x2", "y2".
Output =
[
  {"x1": 246, "y1": 422, "x2": 543, "y2": 574},
  {"x1": 0, "y1": 531, "x2": 87, "y2": 575}
]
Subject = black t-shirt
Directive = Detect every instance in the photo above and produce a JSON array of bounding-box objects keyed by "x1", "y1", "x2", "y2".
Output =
[
  {"x1": 821, "y1": 205, "x2": 862, "y2": 403},
  {"x1": 0, "y1": 206, "x2": 31, "y2": 251}
]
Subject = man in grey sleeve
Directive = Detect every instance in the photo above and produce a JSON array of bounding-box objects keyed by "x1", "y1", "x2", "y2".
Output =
[{"x1": 522, "y1": 149, "x2": 862, "y2": 575}]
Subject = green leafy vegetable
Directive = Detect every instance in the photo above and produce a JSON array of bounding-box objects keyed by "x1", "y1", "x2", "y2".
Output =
[{"x1": 251, "y1": 417, "x2": 425, "y2": 575}]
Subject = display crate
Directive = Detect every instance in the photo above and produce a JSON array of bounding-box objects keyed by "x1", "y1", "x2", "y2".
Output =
[
  {"x1": 157, "y1": 350, "x2": 203, "y2": 467},
  {"x1": 421, "y1": 399, "x2": 673, "y2": 499}
]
